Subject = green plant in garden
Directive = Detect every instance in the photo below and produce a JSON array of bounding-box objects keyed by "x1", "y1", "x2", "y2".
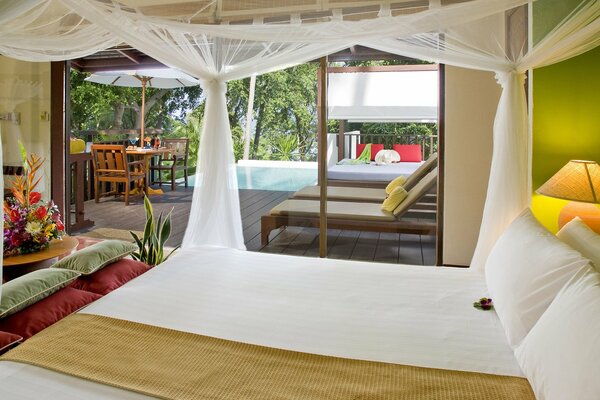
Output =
[
  {"x1": 130, "y1": 196, "x2": 178, "y2": 266},
  {"x1": 270, "y1": 135, "x2": 298, "y2": 161}
]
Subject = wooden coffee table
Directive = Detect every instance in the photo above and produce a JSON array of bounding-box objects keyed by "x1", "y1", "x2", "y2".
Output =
[{"x1": 3, "y1": 236, "x2": 79, "y2": 282}]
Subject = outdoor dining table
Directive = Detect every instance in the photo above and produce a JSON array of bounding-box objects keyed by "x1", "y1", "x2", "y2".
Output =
[{"x1": 126, "y1": 147, "x2": 172, "y2": 195}]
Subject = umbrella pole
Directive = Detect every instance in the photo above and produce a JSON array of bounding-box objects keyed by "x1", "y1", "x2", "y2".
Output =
[{"x1": 140, "y1": 78, "x2": 147, "y2": 146}]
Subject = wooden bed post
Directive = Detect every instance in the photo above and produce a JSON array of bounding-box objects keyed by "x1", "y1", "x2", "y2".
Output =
[{"x1": 317, "y1": 56, "x2": 328, "y2": 258}]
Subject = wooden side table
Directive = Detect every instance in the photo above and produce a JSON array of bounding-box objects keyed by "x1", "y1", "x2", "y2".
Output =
[{"x1": 3, "y1": 236, "x2": 79, "y2": 282}]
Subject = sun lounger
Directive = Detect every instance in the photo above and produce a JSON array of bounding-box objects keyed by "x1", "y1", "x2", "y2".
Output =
[
  {"x1": 262, "y1": 168, "x2": 438, "y2": 245},
  {"x1": 293, "y1": 153, "x2": 437, "y2": 202}
]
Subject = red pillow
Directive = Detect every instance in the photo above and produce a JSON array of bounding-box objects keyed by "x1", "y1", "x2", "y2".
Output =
[
  {"x1": 0, "y1": 330, "x2": 22, "y2": 353},
  {"x1": 0, "y1": 287, "x2": 101, "y2": 340},
  {"x1": 70, "y1": 258, "x2": 151, "y2": 296},
  {"x1": 392, "y1": 144, "x2": 422, "y2": 162},
  {"x1": 356, "y1": 143, "x2": 384, "y2": 161}
]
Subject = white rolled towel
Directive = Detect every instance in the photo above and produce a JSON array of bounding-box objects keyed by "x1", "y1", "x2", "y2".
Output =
[{"x1": 375, "y1": 149, "x2": 401, "y2": 165}]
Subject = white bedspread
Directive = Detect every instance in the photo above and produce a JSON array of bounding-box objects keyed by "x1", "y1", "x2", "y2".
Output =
[
  {"x1": 328, "y1": 161, "x2": 423, "y2": 181},
  {"x1": 0, "y1": 246, "x2": 521, "y2": 399}
]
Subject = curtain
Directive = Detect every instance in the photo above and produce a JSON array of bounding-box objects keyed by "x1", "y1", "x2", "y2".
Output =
[{"x1": 0, "y1": 0, "x2": 597, "y2": 264}]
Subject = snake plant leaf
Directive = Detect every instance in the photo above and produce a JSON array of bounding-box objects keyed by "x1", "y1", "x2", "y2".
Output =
[
  {"x1": 132, "y1": 196, "x2": 177, "y2": 266},
  {"x1": 160, "y1": 210, "x2": 172, "y2": 247},
  {"x1": 143, "y1": 194, "x2": 154, "y2": 221}
]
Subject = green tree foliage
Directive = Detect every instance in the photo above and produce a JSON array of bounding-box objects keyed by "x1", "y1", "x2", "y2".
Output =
[
  {"x1": 167, "y1": 106, "x2": 203, "y2": 168},
  {"x1": 69, "y1": 70, "x2": 202, "y2": 134},
  {"x1": 225, "y1": 63, "x2": 318, "y2": 161}
]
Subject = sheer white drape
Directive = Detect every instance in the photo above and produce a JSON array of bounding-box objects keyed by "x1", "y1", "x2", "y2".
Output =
[
  {"x1": 181, "y1": 80, "x2": 245, "y2": 249},
  {"x1": 0, "y1": 0, "x2": 597, "y2": 261},
  {"x1": 0, "y1": 0, "x2": 119, "y2": 61}
]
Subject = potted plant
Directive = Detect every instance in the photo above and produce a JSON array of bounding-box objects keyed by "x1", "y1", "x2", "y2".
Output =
[
  {"x1": 3, "y1": 149, "x2": 65, "y2": 257},
  {"x1": 130, "y1": 195, "x2": 178, "y2": 265}
]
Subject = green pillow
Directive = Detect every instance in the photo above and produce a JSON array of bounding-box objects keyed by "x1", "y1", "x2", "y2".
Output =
[
  {"x1": 51, "y1": 240, "x2": 137, "y2": 275},
  {"x1": 0, "y1": 269, "x2": 81, "y2": 318}
]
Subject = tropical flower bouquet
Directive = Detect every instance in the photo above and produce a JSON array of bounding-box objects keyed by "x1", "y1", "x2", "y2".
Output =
[{"x1": 3, "y1": 152, "x2": 65, "y2": 257}]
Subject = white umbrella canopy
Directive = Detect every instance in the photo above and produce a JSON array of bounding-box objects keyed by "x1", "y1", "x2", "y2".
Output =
[{"x1": 85, "y1": 68, "x2": 200, "y2": 143}]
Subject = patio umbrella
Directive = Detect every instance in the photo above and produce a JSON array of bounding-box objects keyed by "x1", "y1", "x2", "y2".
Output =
[{"x1": 85, "y1": 68, "x2": 200, "y2": 145}]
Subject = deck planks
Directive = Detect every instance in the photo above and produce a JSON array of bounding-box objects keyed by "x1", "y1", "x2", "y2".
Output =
[{"x1": 76, "y1": 186, "x2": 436, "y2": 265}]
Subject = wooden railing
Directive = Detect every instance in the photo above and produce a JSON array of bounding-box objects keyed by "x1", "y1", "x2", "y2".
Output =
[{"x1": 339, "y1": 133, "x2": 438, "y2": 161}]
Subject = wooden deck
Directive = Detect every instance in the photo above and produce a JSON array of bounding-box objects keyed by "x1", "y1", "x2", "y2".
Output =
[{"x1": 74, "y1": 187, "x2": 436, "y2": 265}]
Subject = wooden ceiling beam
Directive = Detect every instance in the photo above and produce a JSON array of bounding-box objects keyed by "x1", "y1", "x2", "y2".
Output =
[
  {"x1": 133, "y1": 0, "x2": 438, "y2": 22},
  {"x1": 116, "y1": 49, "x2": 142, "y2": 64},
  {"x1": 71, "y1": 55, "x2": 165, "y2": 73}
]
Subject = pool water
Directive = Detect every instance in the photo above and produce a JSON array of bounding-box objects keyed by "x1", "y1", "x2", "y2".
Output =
[
  {"x1": 188, "y1": 165, "x2": 317, "y2": 191},
  {"x1": 237, "y1": 165, "x2": 317, "y2": 191}
]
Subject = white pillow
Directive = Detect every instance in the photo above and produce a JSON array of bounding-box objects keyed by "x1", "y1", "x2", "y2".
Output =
[
  {"x1": 557, "y1": 217, "x2": 600, "y2": 271},
  {"x1": 485, "y1": 208, "x2": 590, "y2": 348},
  {"x1": 375, "y1": 150, "x2": 401, "y2": 164},
  {"x1": 515, "y1": 266, "x2": 600, "y2": 400}
]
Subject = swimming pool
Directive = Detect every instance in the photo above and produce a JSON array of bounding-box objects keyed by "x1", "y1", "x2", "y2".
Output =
[{"x1": 188, "y1": 163, "x2": 317, "y2": 191}]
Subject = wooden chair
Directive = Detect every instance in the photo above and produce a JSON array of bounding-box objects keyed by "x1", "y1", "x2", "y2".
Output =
[
  {"x1": 91, "y1": 144, "x2": 146, "y2": 206},
  {"x1": 150, "y1": 138, "x2": 190, "y2": 191}
]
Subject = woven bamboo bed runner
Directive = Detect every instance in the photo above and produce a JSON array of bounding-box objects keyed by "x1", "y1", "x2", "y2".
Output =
[{"x1": 1, "y1": 313, "x2": 534, "y2": 400}]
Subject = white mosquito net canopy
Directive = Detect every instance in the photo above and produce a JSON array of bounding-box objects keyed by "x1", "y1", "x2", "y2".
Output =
[{"x1": 0, "y1": 0, "x2": 598, "y2": 274}]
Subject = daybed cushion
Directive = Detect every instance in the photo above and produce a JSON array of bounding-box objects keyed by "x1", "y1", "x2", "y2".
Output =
[
  {"x1": 293, "y1": 186, "x2": 387, "y2": 202},
  {"x1": 51, "y1": 239, "x2": 137, "y2": 275},
  {"x1": 0, "y1": 287, "x2": 101, "y2": 340},
  {"x1": 0, "y1": 331, "x2": 22, "y2": 353},
  {"x1": 392, "y1": 144, "x2": 422, "y2": 162},
  {"x1": 485, "y1": 208, "x2": 590, "y2": 348},
  {"x1": 270, "y1": 199, "x2": 396, "y2": 222},
  {"x1": 557, "y1": 217, "x2": 600, "y2": 270},
  {"x1": 385, "y1": 175, "x2": 407, "y2": 195},
  {"x1": 0, "y1": 269, "x2": 81, "y2": 318},
  {"x1": 356, "y1": 143, "x2": 383, "y2": 161},
  {"x1": 515, "y1": 266, "x2": 600, "y2": 400},
  {"x1": 70, "y1": 258, "x2": 151, "y2": 295},
  {"x1": 381, "y1": 186, "x2": 408, "y2": 213}
]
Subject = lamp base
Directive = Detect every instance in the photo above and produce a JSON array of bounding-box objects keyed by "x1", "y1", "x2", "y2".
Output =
[{"x1": 558, "y1": 202, "x2": 600, "y2": 234}]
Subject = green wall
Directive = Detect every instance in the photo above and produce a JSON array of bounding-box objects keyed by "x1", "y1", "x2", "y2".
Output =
[
  {"x1": 531, "y1": 46, "x2": 600, "y2": 232},
  {"x1": 533, "y1": 0, "x2": 582, "y2": 45}
]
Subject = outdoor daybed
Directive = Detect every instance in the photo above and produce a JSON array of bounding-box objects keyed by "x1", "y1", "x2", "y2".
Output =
[
  {"x1": 327, "y1": 161, "x2": 425, "y2": 187},
  {"x1": 261, "y1": 168, "x2": 438, "y2": 245},
  {"x1": 294, "y1": 153, "x2": 438, "y2": 202}
]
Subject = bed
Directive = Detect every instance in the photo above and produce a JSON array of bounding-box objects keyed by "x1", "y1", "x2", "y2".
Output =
[
  {"x1": 328, "y1": 161, "x2": 424, "y2": 182},
  {"x1": 0, "y1": 245, "x2": 523, "y2": 399}
]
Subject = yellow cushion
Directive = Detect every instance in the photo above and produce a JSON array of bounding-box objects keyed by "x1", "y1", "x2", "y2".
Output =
[
  {"x1": 70, "y1": 138, "x2": 86, "y2": 154},
  {"x1": 385, "y1": 175, "x2": 407, "y2": 195},
  {"x1": 381, "y1": 186, "x2": 408, "y2": 213}
]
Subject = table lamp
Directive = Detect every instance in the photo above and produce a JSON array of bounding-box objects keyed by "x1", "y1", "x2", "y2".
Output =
[{"x1": 536, "y1": 160, "x2": 600, "y2": 233}]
